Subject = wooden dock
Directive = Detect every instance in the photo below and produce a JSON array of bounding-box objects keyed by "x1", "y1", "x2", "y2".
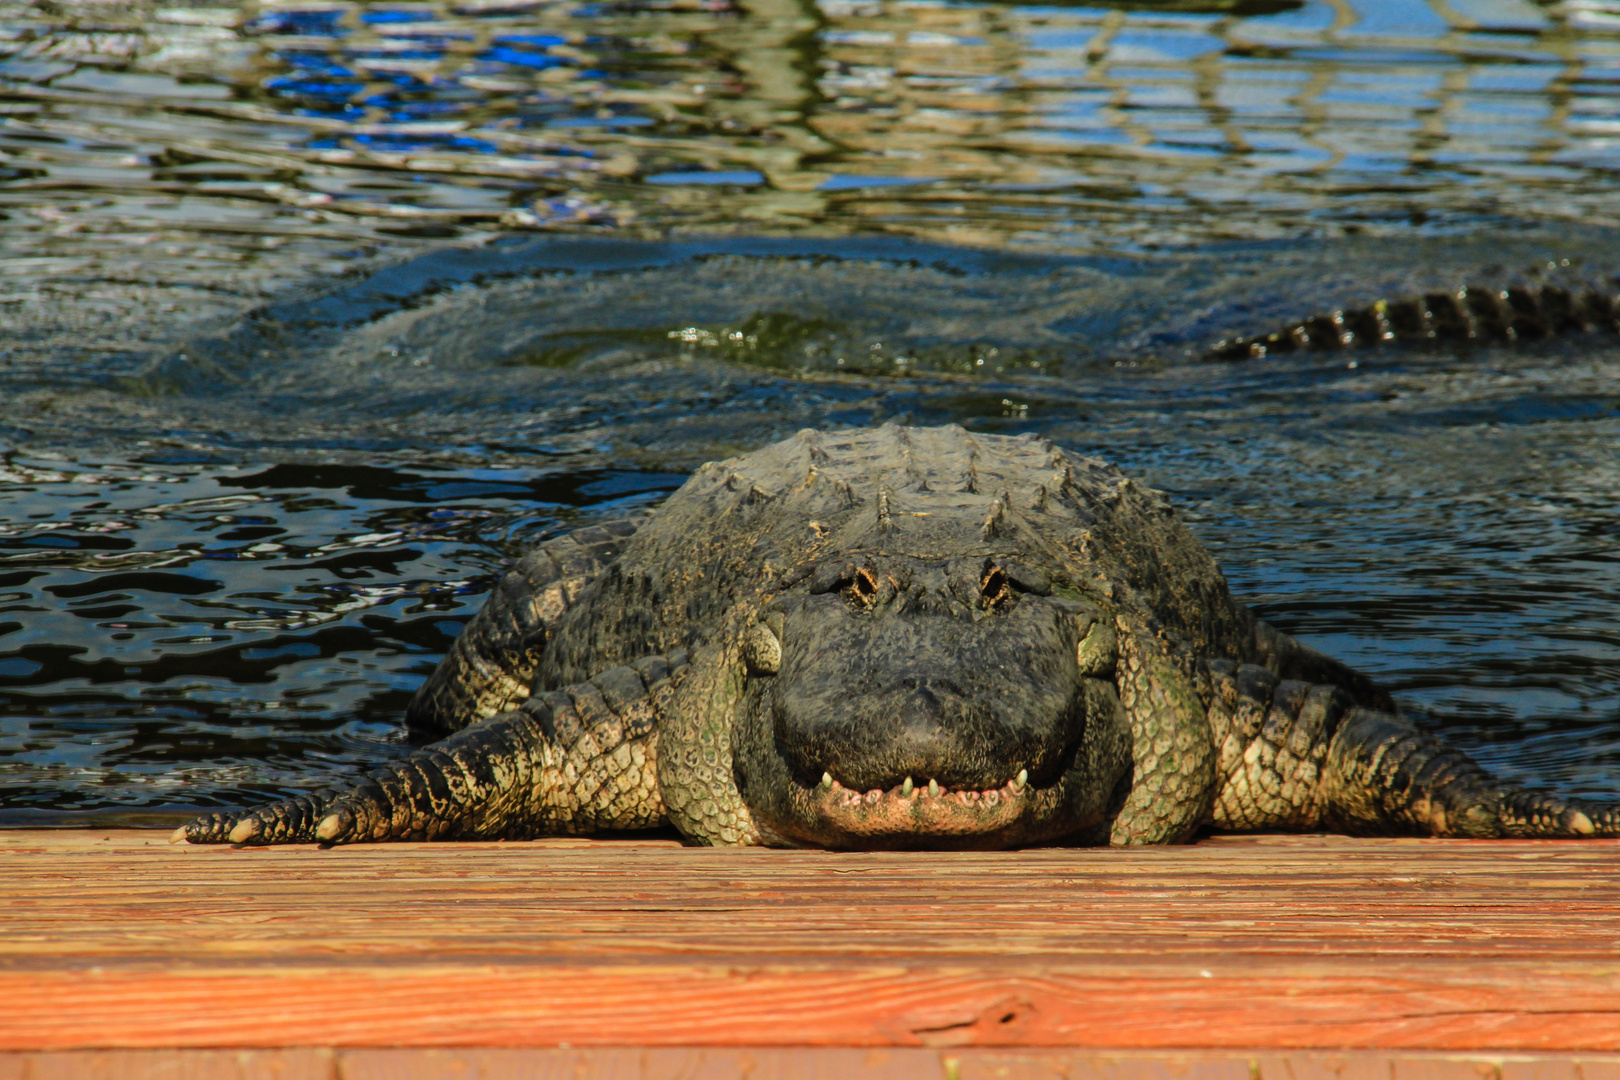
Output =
[{"x1": 4, "y1": 829, "x2": 1620, "y2": 1078}]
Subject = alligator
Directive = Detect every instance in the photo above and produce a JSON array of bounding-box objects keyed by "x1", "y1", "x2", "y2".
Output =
[
  {"x1": 1203, "y1": 269, "x2": 1620, "y2": 361},
  {"x1": 174, "y1": 424, "x2": 1618, "y2": 849}
]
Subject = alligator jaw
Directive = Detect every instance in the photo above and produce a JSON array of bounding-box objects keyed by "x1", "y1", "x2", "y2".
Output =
[
  {"x1": 784, "y1": 771, "x2": 1051, "y2": 843},
  {"x1": 818, "y1": 771, "x2": 1030, "y2": 808}
]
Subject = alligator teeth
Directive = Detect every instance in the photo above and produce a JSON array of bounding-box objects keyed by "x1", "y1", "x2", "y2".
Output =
[{"x1": 815, "y1": 772, "x2": 1033, "y2": 804}]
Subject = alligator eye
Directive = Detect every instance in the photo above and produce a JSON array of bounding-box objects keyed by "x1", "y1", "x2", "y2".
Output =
[
  {"x1": 849, "y1": 567, "x2": 879, "y2": 606},
  {"x1": 980, "y1": 564, "x2": 1010, "y2": 607}
]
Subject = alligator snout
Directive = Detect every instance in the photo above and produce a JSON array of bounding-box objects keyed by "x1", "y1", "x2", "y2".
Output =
[{"x1": 769, "y1": 662, "x2": 1085, "y2": 794}]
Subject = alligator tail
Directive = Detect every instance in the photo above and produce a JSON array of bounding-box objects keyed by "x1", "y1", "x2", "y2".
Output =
[{"x1": 1205, "y1": 274, "x2": 1620, "y2": 361}]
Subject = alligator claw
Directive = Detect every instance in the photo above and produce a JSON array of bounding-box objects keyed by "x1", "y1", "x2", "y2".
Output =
[
  {"x1": 315, "y1": 805, "x2": 357, "y2": 844},
  {"x1": 171, "y1": 811, "x2": 247, "y2": 845}
]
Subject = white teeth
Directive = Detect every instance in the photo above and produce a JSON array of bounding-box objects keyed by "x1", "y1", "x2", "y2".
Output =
[{"x1": 818, "y1": 772, "x2": 1029, "y2": 801}]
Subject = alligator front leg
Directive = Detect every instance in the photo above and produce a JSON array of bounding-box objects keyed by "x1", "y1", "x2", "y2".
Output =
[
  {"x1": 656, "y1": 640, "x2": 777, "y2": 847},
  {"x1": 175, "y1": 655, "x2": 682, "y2": 845},
  {"x1": 406, "y1": 516, "x2": 646, "y2": 736},
  {"x1": 1206, "y1": 660, "x2": 1620, "y2": 838},
  {"x1": 1108, "y1": 620, "x2": 1218, "y2": 845},
  {"x1": 1324, "y1": 708, "x2": 1620, "y2": 837}
]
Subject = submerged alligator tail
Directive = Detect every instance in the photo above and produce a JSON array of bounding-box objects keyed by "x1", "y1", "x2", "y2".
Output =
[{"x1": 1205, "y1": 269, "x2": 1620, "y2": 361}]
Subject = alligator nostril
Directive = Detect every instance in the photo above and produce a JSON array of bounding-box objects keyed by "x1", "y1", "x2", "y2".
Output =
[
  {"x1": 980, "y1": 564, "x2": 1010, "y2": 607},
  {"x1": 849, "y1": 566, "x2": 879, "y2": 606},
  {"x1": 771, "y1": 650, "x2": 1084, "y2": 796}
]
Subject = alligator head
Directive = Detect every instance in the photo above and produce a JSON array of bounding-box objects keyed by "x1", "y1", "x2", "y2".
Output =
[{"x1": 731, "y1": 552, "x2": 1133, "y2": 849}]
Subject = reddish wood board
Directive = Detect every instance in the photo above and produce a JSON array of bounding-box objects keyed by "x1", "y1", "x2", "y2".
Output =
[
  {"x1": 3, "y1": 830, "x2": 1619, "y2": 1054},
  {"x1": 6, "y1": 1048, "x2": 1620, "y2": 1080}
]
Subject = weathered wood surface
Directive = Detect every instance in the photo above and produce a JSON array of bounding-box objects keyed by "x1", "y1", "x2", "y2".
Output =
[
  {"x1": 3, "y1": 830, "x2": 1619, "y2": 1053},
  {"x1": 7, "y1": 1048, "x2": 1620, "y2": 1080}
]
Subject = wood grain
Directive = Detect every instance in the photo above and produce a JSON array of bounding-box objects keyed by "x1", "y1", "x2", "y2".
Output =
[
  {"x1": 10, "y1": 1049, "x2": 1620, "y2": 1080},
  {"x1": 6, "y1": 1049, "x2": 1620, "y2": 1080},
  {"x1": 4, "y1": 830, "x2": 1620, "y2": 1052}
]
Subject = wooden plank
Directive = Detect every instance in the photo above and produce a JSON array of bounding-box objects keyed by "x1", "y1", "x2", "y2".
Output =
[
  {"x1": 3, "y1": 830, "x2": 1620, "y2": 1051},
  {"x1": 7, "y1": 1049, "x2": 1620, "y2": 1080},
  {"x1": 0, "y1": 1049, "x2": 336, "y2": 1080}
]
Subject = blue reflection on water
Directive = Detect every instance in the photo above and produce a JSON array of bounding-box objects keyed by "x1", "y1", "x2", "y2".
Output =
[
  {"x1": 644, "y1": 170, "x2": 765, "y2": 185},
  {"x1": 266, "y1": 77, "x2": 366, "y2": 102},
  {"x1": 353, "y1": 132, "x2": 500, "y2": 153},
  {"x1": 483, "y1": 45, "x2": 571, "y2": 70},
  {"x1": 361, "y1": 9, "x2": 439, "y2": 24},
  {"x1": 494, "y1": 33, "x2": 570, "y2": 47},
  {"x1": 247, "y1": 9, "x2": 350, "y2": 36}
]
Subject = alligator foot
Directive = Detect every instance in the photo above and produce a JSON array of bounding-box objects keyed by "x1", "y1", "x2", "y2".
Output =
[
  {"x1": 171, "y1": 788, "x2": 344, "y2": 845},
  {"x1": 173, "y1": 662, "x2": 672, "y2": 845},
  {"x1": 1205, "y1": 659, "x2": 1620, "y2": 839},
  {"x1": 1325, "y1": 707, "x2": 1620, "y2": 839},
  {"x1": 173, "y1": 714, "x2": 549, "y2": 846}
]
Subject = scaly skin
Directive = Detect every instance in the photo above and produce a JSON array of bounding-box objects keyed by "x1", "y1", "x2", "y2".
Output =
[
  {"x1": 1205, "y1": 660, "x2": 1616, "y2": 837},
  {"x1": 1205, "y1": 273, "x2": 1620, "y2": 361},
  {"x1": 406, "y1": 517, "x2": 647, "y2": 735},
  {"x1": 1108, "y1": 621, "x2": 1216, "y2": 845},
  {"x1": 182, "y1": 658, "x2": 677, "y2": 844},
  {"x1": 175, "y1": 425, "x2": 1619, "y2": 849}
]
